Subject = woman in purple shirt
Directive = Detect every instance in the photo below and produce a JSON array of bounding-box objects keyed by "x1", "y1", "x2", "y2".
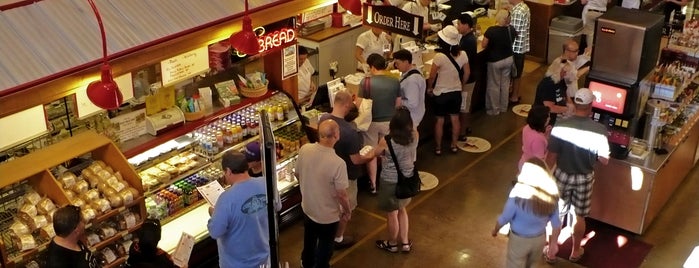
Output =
[{"x1": 492, "y1": 158, "x2": 562, "y2": 267}]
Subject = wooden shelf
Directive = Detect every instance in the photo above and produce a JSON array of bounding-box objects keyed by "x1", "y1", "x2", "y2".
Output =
[
  {"x1": 103, "y1": 256, "x2": 128, "y2": 268},
  {"x1": 89, "y1": 222, "x2": 143, "y2": 252},
  {"x1": 86, "y1": 196, "x2": 145, "y2": 229},
  {"x1": 120, "y1": 91, "x2": 276, "y2": 158}
]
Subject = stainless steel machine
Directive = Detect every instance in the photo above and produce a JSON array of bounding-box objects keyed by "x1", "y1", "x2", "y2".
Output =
[{"x1": 587, "y1": 7, "x2": 665, "y2": 159}]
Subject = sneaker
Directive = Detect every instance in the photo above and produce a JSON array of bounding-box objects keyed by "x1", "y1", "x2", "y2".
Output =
[{"x1": 334, "y1": 236, "x2": 355, "y2": 250}]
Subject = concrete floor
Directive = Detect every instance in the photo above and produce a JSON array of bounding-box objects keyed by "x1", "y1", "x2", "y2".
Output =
[{"x1": 277, "y1": 61, "x2": 699, "y2": 267}]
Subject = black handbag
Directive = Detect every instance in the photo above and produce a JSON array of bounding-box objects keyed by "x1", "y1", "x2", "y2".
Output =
[{"x1": 385, "y1": 136, "x2": 421, "y2": 199}]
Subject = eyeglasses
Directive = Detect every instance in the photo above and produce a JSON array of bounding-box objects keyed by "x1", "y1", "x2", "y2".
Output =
[{"x1": 566, "y1": 48, "x2": 579, "y2": 53}]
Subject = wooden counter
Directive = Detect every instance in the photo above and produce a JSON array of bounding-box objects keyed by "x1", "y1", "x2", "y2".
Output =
[{"x1": 589, "y1": 111, "x2": 699, "y2": 234}]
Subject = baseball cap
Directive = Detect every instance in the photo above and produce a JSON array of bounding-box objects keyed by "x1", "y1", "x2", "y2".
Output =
[
  {"x1": 244, "y1": 141, "x2": 261, "y2": 162},
  {"x1": 437, "y1": 25, "x2": 461, "y2": 46},
  {"x1": 574, "y1": 88, "x2": 594, "y2": 105}
]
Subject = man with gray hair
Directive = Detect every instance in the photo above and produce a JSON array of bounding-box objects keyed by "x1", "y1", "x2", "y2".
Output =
[{"x1": 296, "y1": 119, "x2": 351, "y2": 268}]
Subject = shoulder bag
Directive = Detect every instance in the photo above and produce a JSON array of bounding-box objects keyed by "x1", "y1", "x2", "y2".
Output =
[
  {"x1": 507, "y1": 26, "x2": 519, "y2": 78},
  {"x1": 385, "y1": 135, "x2": 421, "y2": 199},
  {"x1": 353, "y1": 78, "x2": 373, "y2": 131}
]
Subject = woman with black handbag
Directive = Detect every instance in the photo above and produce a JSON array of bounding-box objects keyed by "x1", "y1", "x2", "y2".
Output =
[{"x1": 372, "y1": 107, "x2": 417, "y2": 253}]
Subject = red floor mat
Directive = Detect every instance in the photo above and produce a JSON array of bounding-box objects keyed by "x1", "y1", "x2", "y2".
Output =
[{"x1": 554, "y1": 218, "x2": 653, "y2": 268}]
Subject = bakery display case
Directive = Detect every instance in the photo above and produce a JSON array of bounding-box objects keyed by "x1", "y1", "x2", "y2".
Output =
[
  {"x1": 124, "y1": 90, "x2": 309, "y2": 253},
  {"x1": 0, "y1": 131, "x2": 146, "y2": 268}
]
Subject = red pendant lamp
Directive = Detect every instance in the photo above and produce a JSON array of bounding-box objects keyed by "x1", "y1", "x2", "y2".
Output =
[
  {"x1": 86, "y1": 0, "x2": 123, "y2": 110},
  {"x1": 339, "y1": 0, "x2": 363, "y2": 15},
  {"x1": 230, "y1": 0, "x2": 260, "y2": 55}
]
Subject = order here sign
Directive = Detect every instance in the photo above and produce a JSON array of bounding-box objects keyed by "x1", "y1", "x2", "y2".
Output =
[{"x1": 362, "y1": 4, "x2": 423, "y2": 39}]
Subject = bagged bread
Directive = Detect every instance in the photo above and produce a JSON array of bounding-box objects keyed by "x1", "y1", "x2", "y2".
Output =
[
  {"x1": 72, "y1": 180, "x2": 89, "y2": 194},
  {"x1": 81, "y1": 189, "x2": 100, "y2": 202},
  {"x1": 58, "y1": 172, "x2": 78, "y2": 189},
  {"x1": 40, "y1": 224, "x2": 56, "y2": 240},
  {"x1": 97, "y1": 169, "x2": 113, "y2": 181},
  {"x1": 19, "y1": 203, "x2": 37, "y2": 217},
  {"x1": 23, "y1": 191, "x2": 42, "y2": 205},
  {"x1": 27, "y1": 215, "x2": 49, "y2": 231},
  {"x1": 64, "y1": 189, "x2": 77, "y2": 201},
  {"x1": 46, "y1": 208, "x2": 57, "y2": 222},
  {"x1": 92, "y1": 199, "x2": 111, "y2": 213},
  {"x1": 37, "y1": 197, "x2": 56, "y2": 215},
  {"x1": 9, "y1": 221, "x2": 30, "y2": 236},
  {"x1": 105, "y1": 193, "x2": 123, "y2": 208},
  {"x1": 14, "y1": 234, "x2": 37, "y2": 251},
  {"x1": 81, "y1": 206, "x2": 97, "y2": 222},
  {"x1": 86, "y1": 231, "x2": 101, "y2": 246}
]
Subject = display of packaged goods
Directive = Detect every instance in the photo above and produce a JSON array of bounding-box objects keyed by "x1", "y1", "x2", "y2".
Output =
[
  {"x1": 98, "y1": 246, "x2": 118, "y2": 266},
  {"x1": 86, "y1": 231, "x2": 102, "y2": 246},
  {"x1": 1, "y1": 131, "x2": 146, "y2": 267}
]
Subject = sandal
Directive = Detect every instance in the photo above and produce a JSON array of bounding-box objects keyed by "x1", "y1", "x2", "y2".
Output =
[
  {"x1": 375, "y1": 240, "x2": 398, "y2": 253},
  {"x1": 569, "y1": 247, "x2": 585, "y2": 263},
  {"x1": 369, "y1": 184, "x2": 377, "y2": 195},
  {"x1": 450, "y1": 145, "x2": 459, "y2": 153},
  {"x1": 542, "y1": 245, "x2": 557, "y2": 264},
  {"x1": 434, "y1": 147, "x2": 442, "y2": 156},
  {"x1": 401, "y1": 241, "x2": 412, "y2": 253}
]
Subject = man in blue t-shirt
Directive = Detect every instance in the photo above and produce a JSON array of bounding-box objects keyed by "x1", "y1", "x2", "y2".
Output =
[{"x1": 207, "y1": 152, "x2": 270, "y2": 268}]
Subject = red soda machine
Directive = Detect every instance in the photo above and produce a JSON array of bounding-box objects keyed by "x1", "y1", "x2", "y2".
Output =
[{"x1": 586, "y1": 7, "x2": 664, "y2": 159}]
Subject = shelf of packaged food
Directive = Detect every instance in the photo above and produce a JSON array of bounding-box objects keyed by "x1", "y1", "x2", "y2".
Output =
[
  {"x1": 89, "y1": 222, "x2": 143, "y2": 252},
  {"x1": 200, "y1": 112, "x2": 300, "y2": 162},
  {"x1": 86, "y1": 196, "x2": 145, "y2": 229},
  {"x1": 142, "y1": 161, "x2": 212, "y2": 196},
  {"x1": 5, "y1": 238, "x2": 49, "y2": 266},
  {"x1": 666, "y1": 108, "x2": 699, "y2": 147},
  {"x1": 160, "y1": 198, "x2": 208, "y2": 226},
  {"x1": 103, "y1": 255, "x2": 128, "y2": 268},
  {"x1": 120, "y1": 91, "x2": 277, "y2": 159},
  {"x1": 128, "y1": 136, "x2": 197, "y2": 169}
]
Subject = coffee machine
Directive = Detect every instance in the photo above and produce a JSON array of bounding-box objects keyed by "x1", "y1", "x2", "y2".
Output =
[{"x1": 587, "y1": 7, "x2": 664, "y2": 159}]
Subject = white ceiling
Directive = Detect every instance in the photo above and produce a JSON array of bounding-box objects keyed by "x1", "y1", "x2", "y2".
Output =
[{"x1": 0, "y1": 0, "x2": 272, "y2": 92}]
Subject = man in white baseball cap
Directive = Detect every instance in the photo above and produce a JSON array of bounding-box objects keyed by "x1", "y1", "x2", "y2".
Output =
[
  {"x1": 544, "y1": 87, "x2": 609, "y2": 263},
  {"x1": 573, "y1": 87, "x2": 595, "y2": 105}
]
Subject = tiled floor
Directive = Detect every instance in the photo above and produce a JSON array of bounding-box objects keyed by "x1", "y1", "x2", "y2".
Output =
[{"x1": 277, "y1": 61, "x2": 699, "y2": 267}]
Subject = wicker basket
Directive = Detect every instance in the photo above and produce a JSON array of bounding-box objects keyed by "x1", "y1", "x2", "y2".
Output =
[{"x1": 240, "y1": 82, "x2": 269, "y2": 98}]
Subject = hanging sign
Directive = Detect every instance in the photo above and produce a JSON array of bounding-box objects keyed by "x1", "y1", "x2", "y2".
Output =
[
  {"x1": 362, "y1": 4, "x2": 423, "y2": 38},
  {"x1": 161, "y1": 47, "x2": 209, "y2": 87}
]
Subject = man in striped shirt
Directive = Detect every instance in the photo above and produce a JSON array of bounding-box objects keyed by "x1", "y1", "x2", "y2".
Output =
[{"x1": 509, "y1": 0, "x2": 530, "y2": 105}]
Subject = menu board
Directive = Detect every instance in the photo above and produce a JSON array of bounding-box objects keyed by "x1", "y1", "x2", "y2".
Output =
[{"x1": 161, "y1": 47, "x2": 210, "y2": 87}]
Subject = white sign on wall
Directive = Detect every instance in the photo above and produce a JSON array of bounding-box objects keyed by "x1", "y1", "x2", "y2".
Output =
[
  {"x1": 161, "y1": 47, "x2": 210, "y2": 87},
  {"x1": 0, "y1": 105, "x2": 48, "y2": 151}
]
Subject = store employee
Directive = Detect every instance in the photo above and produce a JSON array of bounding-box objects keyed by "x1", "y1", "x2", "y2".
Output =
[
  {"x1": 356, "y1": 27, "x2": 392, "y2": 72},
  {"x1": 297, "y1": 46, "x2": 316, "y2": 106}
]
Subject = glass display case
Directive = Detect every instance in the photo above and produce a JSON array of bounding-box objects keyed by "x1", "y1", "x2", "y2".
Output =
[{"x1": 124, "y1": 91, "x2": 309, "y2": 252}]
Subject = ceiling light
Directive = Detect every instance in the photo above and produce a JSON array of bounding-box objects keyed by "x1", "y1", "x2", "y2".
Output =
[{"x1": 85, "y1": 0, "x2": 123, "y2": 110}]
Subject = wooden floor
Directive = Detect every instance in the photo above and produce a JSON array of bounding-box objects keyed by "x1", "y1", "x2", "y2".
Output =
[{"x1": 276, "y1": 61, "x2": 699, "y2": 267}]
